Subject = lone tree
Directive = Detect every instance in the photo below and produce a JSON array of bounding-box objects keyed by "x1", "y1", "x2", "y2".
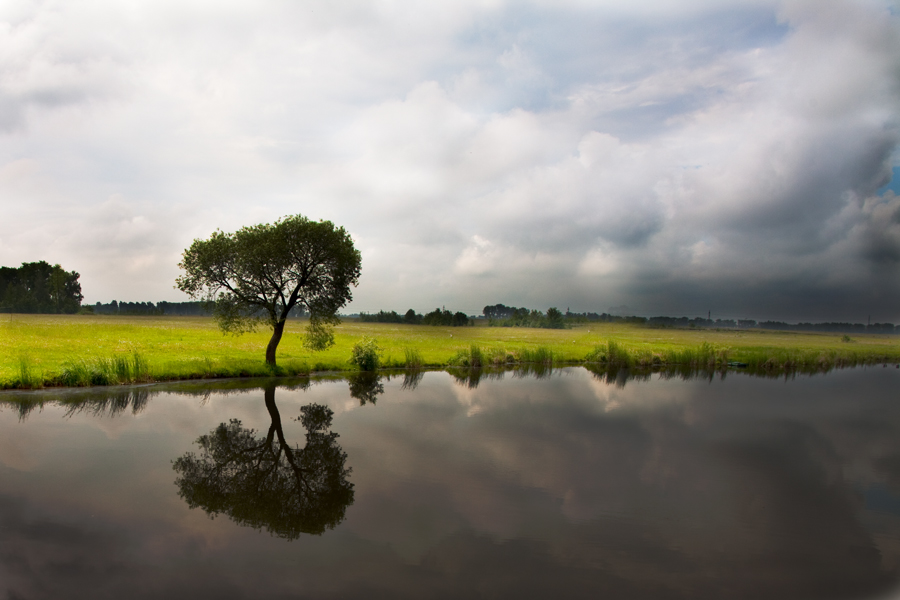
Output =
[{"x1": 176, "y1": 215, "x2": 361, "y2": 366}]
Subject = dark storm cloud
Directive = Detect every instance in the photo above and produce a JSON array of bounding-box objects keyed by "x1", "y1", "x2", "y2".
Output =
[{"x1": 860, "y1": 193, "x2": 900, "y2": 265}]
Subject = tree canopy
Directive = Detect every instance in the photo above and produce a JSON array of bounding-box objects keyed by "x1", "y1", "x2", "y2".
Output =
[
  {"x1": 0, "y1": 261, "x2": 82, "y2": 314},
  {"x1": 176, "y1": 215, "x2": 361, "y2": 365}
]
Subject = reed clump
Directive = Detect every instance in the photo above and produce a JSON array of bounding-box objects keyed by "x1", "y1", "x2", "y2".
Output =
[
  {"x1": 451, "y1": 345, "x2": 485, "y2": 368},
  {"x1": 516, "y1": 346, "x2": 553, "y2": 365},
  {"x1": 585, "y1": 340, "x2": 633, "y2": 367},
  {"x1": 16, "y1": 354, "x2": 41, "y2": 389},
  {"x1": 586, "y1": 341, "x2": 730, "y2": 369},
  {"x1": 660, "y1": 342, "x2": 728, "y2": 368},
  {"x1": 57, "y1": 352, "x2": 153, "y2": 387},
  {"x1": 404, "y1": 347, "x2": 424, "y2": 369}
]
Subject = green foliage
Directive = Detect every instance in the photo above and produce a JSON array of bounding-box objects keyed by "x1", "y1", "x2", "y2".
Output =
[
  {"x1": 349, "y1": 337, "x2": 382, "y2": 371},
  {"x1": 303, "y1": 316, "x2": 338, "y2": 351},
  {"x1": 358, "y1": 309, "x2": 424, "y2": 324},
  {"x1": 545, "y1": 307, "x2": 565, "y2": 329},
  {"x1": 422, "y1": 308, "x2": 470, "y2": 326},
  {"x1": 176, "y1": 214, "x2": 361, "y2": 365},
  {"x1": 487, "y1": 307, "x2": 568, "y2": 329},
  {"x1": 0, "y1": 261, "x2": 82, "y2": 314}
]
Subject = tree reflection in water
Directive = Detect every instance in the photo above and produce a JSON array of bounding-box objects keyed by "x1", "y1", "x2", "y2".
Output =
[
  {"x1": 347, "y1": 371, "x2": 384, "y2": 405},
  {"x1": 172, "y1": 383, "x2": 353, "y2": 539}
]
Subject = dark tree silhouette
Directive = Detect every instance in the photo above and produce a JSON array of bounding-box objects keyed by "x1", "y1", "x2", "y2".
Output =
[
  {"x1": 0, "y1": 261, "x2": 82, "y2": 313},
  {"x1": 172, "y1": 384, "x2": 354, "y2": 539}
]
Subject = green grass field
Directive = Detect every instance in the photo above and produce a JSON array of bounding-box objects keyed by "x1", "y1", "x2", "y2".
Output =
[{"x1": 1, "y1": 314, "x2": 898, "y2": 389}]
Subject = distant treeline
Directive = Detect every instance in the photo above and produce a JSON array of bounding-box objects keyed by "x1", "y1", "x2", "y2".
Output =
[
  {"x1": 360, "y1": 305, "x2": 565, "y2": 329},
  {"x1": 89, "y1": 300, "x2": 307, "y2": 318},
  {"x1": 759, "y1": 321, "x2": 896, "y2": 334},
  {"x1": 485, "y1": 305, "x2": 897, "y2": 334},
  {"x1": 0, "y1": 261, "x2": 83, "y2": 314},
  {"x1": 359, "y1": 308, "x2": 471, "y2": 326},
  {"x1": 483, "y1": 305, "x2": 566, "y2": 329},
  {"x1": 642, "y1": 315, "x2": 896, "y2": 334},
  {"x1": 90, "y1": 301, "x2": 209, "y2": 316}
]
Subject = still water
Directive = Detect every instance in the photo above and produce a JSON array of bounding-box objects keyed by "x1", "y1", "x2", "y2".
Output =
[{"x1": 1, "y1": 367, "x2": 899, "y2": 599}]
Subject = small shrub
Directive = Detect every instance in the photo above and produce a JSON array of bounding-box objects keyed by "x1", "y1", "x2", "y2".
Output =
[{"x1": 350, "y1": 337, "x2": 382, "y2": 371}]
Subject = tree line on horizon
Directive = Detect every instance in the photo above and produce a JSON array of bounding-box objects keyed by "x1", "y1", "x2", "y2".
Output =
[
  {"x1": 88, "y1": 300, "x2": 308, "y2": 318},
  {"x1": 1, "y1": 261, "x2": 895, "y2": 334},
  {"x1": 358, "y1": 308, "x2": 471, "y2": 326},
  {"x1": 355, "y1": 304, "x2": 897, "y2": 334}
]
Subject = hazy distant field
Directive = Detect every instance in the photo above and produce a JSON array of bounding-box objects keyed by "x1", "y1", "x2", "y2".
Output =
[{"x1": 1, "y1": 314, "x2": 898, "y2": 388}]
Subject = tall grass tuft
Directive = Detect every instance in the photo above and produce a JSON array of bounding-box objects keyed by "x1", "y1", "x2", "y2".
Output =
[
  {"x1": 584, "y1": 344, "x2": 606, "y2": 363},
  {"x1": 131, "y1": 351, "x2": 150, "y2": 381},
  {"x1": 469, "y1": 345, "x2": 484, "y2": 368},
  {"x1": 450, "y1": 345, "x2": 485, "y2": 368},
  {"x1": 605, "y1": 340, "x2": 631, "y2": 367},
  {"x1": 487, "y1": 347, "x2": 512, "y2": 366},
  {"x1": 57, "y1": 352, "x2": 152, "y2": 387},
  {"x1": 17, "y1": 354, "x2": 41, "y2": 389},
  {"x1": 404, "y1": 347, "x2": 424, "y2": 369},
  {"x1": 660, "y1": 343, "x2": 726, "y2": 368},
  {"x1": 518, "y1": 346, "x2": 553, "y2": 365}
]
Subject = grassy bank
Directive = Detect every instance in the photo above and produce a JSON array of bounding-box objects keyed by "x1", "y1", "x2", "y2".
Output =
[{"x1": 1, "y1": 314, "x2": 899, "y2": 389}]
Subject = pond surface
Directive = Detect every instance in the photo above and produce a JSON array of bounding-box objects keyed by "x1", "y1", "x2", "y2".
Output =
[{"x1": 2, "y1": 367, "x2": 900, "y2": 599}]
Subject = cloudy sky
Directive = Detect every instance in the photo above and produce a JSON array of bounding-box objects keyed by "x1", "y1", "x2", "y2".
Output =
[{"x1": 0, "y1": 0, "x2": 898, "y2": 322}]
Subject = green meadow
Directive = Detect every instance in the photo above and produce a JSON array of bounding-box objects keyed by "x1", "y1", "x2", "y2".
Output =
[{"x1": 1, "y1": 314, "x2": 899, "y2": 389}]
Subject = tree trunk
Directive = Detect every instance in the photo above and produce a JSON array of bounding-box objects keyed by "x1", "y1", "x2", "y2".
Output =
[{"x1": 266, "y1": 319, "x2": 286, "y2": 366}]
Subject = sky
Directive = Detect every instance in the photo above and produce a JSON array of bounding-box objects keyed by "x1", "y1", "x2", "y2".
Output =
[{"x1": 0, "y1": 0, "x2": 898, "y2": 322}]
